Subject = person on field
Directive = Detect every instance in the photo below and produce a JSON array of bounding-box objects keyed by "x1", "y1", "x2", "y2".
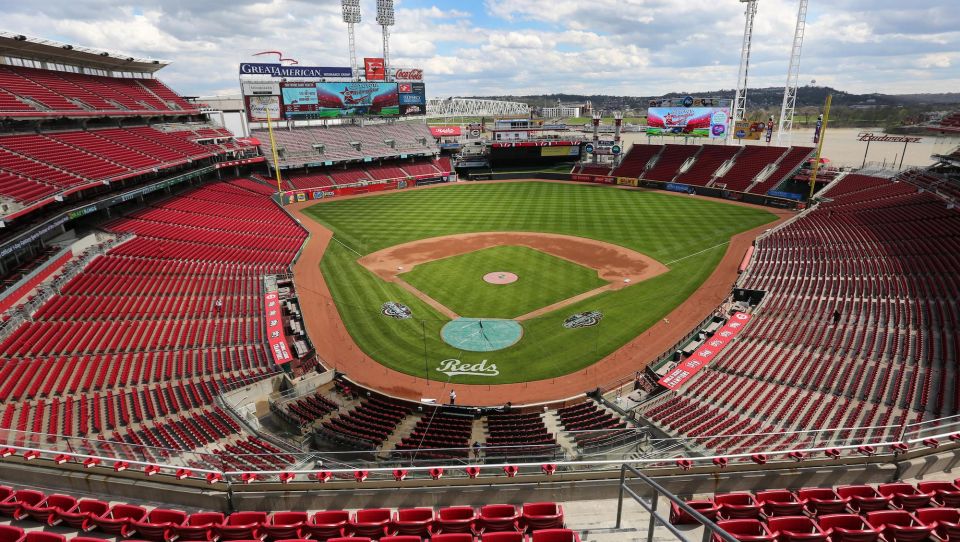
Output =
[
  {"x1": 449, "y1": 389, "x2": 456, "y2": 405},
  {"x1": 833, "y1": 309, "x2": 841, "y2": 325}
]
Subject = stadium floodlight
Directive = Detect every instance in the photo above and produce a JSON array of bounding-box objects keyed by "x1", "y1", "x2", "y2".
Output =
[
  {"x1": 777, "y1": 0, "x2": 808, "y2": 145},
  {"x1": 376, "y1": 0, "x2": 395, "y2": 80},
  {"x1": 342, "y1": 0, "x2": 361, "y2": 80},
  {"x1": 733, "y1": 0, "x2": 758, "y2": 125}
]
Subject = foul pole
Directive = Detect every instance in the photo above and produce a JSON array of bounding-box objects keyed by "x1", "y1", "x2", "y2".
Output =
[
  {"x1": 808, "y1": 94, "x2": 832, "y2": 201},
  {"x1": 265, "y1": 108, "x2": 285, "y2": 202}
]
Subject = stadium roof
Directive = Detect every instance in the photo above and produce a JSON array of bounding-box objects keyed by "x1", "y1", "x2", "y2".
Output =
[{"x1": 0, "y1": 30, "x2": 169, "y2": 74}]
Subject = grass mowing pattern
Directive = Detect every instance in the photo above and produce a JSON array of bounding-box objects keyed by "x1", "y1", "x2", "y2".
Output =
[
  {"x1": 305, "y1": 182, "x2": 776, "y2": 384},
  {"x1": 399, "y1": 245, "x2": 606, "y2": 319}
]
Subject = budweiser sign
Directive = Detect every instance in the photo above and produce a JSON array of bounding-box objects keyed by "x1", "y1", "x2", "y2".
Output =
[
  {"x1": 857, "y1": 132, "x2": 922, "y2": 143},
  {"x1": 395, "y1": 68, "x2": 423, "y2": 81}
]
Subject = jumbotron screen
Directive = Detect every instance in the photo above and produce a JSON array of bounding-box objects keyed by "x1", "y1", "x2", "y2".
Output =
[{"x1": 647, "y1": 107, "x2": 730, "y2": 138}]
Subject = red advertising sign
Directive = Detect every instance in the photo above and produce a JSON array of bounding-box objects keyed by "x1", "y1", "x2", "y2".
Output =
[
  {"x1": 264, "y1": 292, "x2": 293, "y2": 365},
  {"x1": 430, "y1": 126, "x2": 462, "y2": 137},
  {"x1": 394, "y1": 68, "x2": 423, "y2": 81},
  {"x1": 364, "y1": 57, "x2": 385, "y2": 81},
  {"x1": 658, "y1": 312, "x2": 752, "y2": 390}
]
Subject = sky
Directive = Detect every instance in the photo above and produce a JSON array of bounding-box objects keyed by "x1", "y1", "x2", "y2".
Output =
[{"x1": 2, "y1": 0, "x2": 958, "y2": 99}]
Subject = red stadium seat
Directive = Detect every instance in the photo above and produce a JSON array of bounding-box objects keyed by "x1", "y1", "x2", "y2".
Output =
[
  {"x1": 713, "y1": 519, "x2": 776, "y2": 542},
  {"x1": 817, "y1": 514, "x2": 880, "y2": 542},
  {"x1": 303, "y1": 511, "x2": 350, "y2": 541},
  {"x1": 392, "y1": 508, "x2": 435, "y2": 537},
  {"x1": 262, "y1": 512, "x2": 308, "y2": 541},
  {"x1": 20, "y1": 494, "x2": 77, "y2": 526},
  {"x1": 0, "y1": 526, "x2": 24, "y2": 542},
  {"x1": 521, "y1": 503, "x2": 564, "y2": 531},
  {"x1": 798, "y1": 488, "x2": 849, "y2": 516},
  {"x1": 531, "y1": 529, "x2": 580, "y2": 542},
  {"x1": 716, "y1": 493, "x2": 762, "y2": 519},
  {"x1": 173, "y1": 512, "x2": 225, "y2": 541},
  {"x1": 350, "y1": 509, "x2": 391, "y2": 539},
  {"x1": 436, "y1": 507, "x2": 477, "y2": 534},
  {"x1": 55, "y1": 499, "x2": 110, "y2": 530},
  {"x1": 215, "y1": 511, "x2": 267, "y2": 541},
  {"x1": 864, "y1": 511, "x2": 932, "y2": 542},
  {"x1": 836, "y1": 486, "x2": 891, "y2": 513},
  {"x1": 878, "y1": 483, "x2": 933, "y2": 511},
  {"x1": 23, "y1": 533, "x2": 64, "y2": 542},
  {"x1": 670, "y1": 499, "x2": 719, "y2": 525},
  {"x1": 478, "y1": 505, "x2": 520, "y2": 533},
  {"x1": 756, "y1": 490, "x2": 806, "y2": 517},
  {"x1": 917, "y1": 482, "x2": 960, "y2": 508},
  {"x1": 380, "y1": 537, "x2": 422, "y2": 542},
  {"x1": 767, "y1": 516, "x2": 828, "y2": 542},
  {"x1": 129, "y1": 508, "x2": 188, "y2": 541},
  {"x1": 915, "y1": 508, "x2": 960, "y2": 541},
  {"x1": 88, "y1": 503, "x2": 147, "y2": 537},
  {"x1": 0, "y1": 490, "x2": 44, "y2": 520}
]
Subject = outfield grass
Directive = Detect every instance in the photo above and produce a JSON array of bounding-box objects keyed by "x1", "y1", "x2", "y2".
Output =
[
  {"x1": 305, "y1": 182, "x2": 776, "y2": 384},
  {"x1": 399, "y1": 245, "x2": 607, "y2": 319}
]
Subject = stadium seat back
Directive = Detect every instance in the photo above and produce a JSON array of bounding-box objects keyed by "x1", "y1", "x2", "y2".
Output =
[
  {"x1": 436, "y1": 507, "x2": 477, "y2": 533},
  {"x1": 797, "y1": 488, "x2": 848, "y2": 516},
  {"x1": 432, "y1": 534, "x2": 475, "y2": 542},
  {"x1": 917, "y1": 481, "x2": 960, "y2": 507},
  {"x1": 522, "y1": 503, "x2": 564, "y2": 531},
  {"x1": 481, "y1": 532, "x2": 525, "y2": 542},
  {"x1": 174, "y1": 512, "x2": 225, "y2": 541},
  {"x1": 392, "y1": 508, "x2": 435, "y2": 536},
  {"x1": 713, "y1": 519, "x2": 775, "y2": 542},
  {"x1": 0, "y1": 525, "x2": 24, "y2": 542},
  {"x1": 23, "y1": 533, "x2": 64, "y2": 542},
  {"x1": 768, "y1": 516, "x2": 826, "y2": 542},
  {"x1": 304, "y1": 510, "x2": 349, "y2": 540},
  {"x1": 716, "y1": 493, "x2": 761, "y2": 519},
  {"x1": 670, "y1": 499, "x2": 719, "y2": 525}
]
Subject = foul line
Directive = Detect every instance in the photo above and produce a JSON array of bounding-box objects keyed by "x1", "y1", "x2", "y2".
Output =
[
  {"x1": 664, "y1": 240, "x2": 730, "y2": 266},
  {"x1": 332, "y1": 236, "x2": 362, "y2": 257}
]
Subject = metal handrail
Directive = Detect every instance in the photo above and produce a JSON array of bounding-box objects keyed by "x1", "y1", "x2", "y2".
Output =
[{"x1": 616, "y1": 463, "x2": 739, "y2": 542}]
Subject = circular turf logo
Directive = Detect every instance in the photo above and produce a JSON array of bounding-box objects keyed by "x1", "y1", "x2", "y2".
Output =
[
  {"x1": 381, "y1": 302, "x2": 412, "y2": 320},
  {"x1": 563, "y1": 310, "x2": 604, "y2": 329}
]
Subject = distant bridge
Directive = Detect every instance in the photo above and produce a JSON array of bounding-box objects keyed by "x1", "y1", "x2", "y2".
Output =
[{"x1": 426, "y1": 98, "x2": 529, "y2": 119}]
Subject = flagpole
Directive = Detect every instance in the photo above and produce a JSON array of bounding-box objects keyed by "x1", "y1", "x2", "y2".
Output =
[{"x1": 265, "y1": 106, "x2": 285, "y2": 203}]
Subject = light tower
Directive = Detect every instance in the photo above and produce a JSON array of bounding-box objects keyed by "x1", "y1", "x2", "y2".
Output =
[
  {"x1": 591, "y1": 110, "x2": 602, "y2": 165},
  {"x1": 341, "y1": 0, "x2": 361, "y2": 80},
  {"x1": 776, "y1": 0, "x2": 808, "y2": 145},
  {"x1": 376, "y1": 0, "x2": 395, "y2": 81},
  {"x1": 733, "y1": 0, "x2": 759, "y2": 127}
]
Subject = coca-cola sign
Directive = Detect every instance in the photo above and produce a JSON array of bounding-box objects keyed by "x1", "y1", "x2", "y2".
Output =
[{"x1": 395, "y1": 68, "x2": 423, "y2": 81}]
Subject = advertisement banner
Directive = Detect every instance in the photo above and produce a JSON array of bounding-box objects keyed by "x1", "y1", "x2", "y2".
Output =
[
  {"x1": 617, "y1": 177, "x2": 638, "y2": 187},
  {"x1": 364, "y1": 57, "x2": 386, "y2": 80},
  {"x1": 658, "y1": 312, "x2": 752, "y2": 390},
  {"x1": 734, "y1": 121, "x2": 764, "y2": 140},
  {"x1": 430, "y1": 126, "x2": 462, "y2": 137},
  {"x1": 765, "y1": 120, "x2": 775, "y2": 143},
  {"x1": 647, "y1": 107, "x2": 730, "y2": 138},
  {"x1": 264, "y1": 292, "x2": 293, "y2": 365},
  {"x1": 246, "y1": 95, "x2": 282, "y2": 121},
  {"x1": 400, "y1": 104, "x2": 426, "y2": 116},
  {"x1": 540, "y1": 145, "x2": 579, "y2": 157},
  {"x1": 394, "y1": 68, "x2": 424, "y2": 81},
  {"x1": 281, "y1": 82, "x2": 399, "y2": 118},
  {"x1": 240, "y1": 63, "x2": 352, "y2": 78},
  {"x1": 241, "y1": 81, "x2": 280, "y2": 96}
]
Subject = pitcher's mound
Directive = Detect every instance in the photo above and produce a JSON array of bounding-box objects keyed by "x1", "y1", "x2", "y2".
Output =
[{"x1": 483, "y1": 272, "x2": 518, "y2": 284}]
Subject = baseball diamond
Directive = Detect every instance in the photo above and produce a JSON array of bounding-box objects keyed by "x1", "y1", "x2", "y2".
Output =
[{"x1": 296, "y1": 181, "x2": 779, "y2": 389}]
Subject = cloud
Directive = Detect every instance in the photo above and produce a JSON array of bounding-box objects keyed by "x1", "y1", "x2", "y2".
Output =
[{"x1": 0, "y1": 0, "x2": 957, "y2": 98}]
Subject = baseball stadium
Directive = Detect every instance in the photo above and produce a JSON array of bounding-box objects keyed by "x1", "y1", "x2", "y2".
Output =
[{"x1": 0, "y1": 1, "x2": 959, "y2": 542}]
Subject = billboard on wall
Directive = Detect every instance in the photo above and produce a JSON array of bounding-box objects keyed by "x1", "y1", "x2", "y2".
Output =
[
  {"x1": 246, "y1": 95, "x2": 281, "y2": 121},
  {"x1": 734, "y1": 121, "x2": 764, "y2": 140},
  {"x1": 280, "y1": 81, "x2": 399, "y2": 118},
  {"x1": 364, "y1": 57, "x2": 386, "y2": 80},
  {"x1": 239, "y1": 63, "x2": 352, "y2": 78},
  {"x1": 647, "y1": 107, "x2": 730, "y2": 138}
]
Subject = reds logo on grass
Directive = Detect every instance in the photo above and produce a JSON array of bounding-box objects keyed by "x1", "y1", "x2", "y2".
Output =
[
  {"x1": 436, "y1": 359, "x2": 500, "y2": 377},
  {"x1": 562, "y1": 310, "x2": 604, "y2": 329},
  {"x1": 381, "y1": 302, "x2": 412, "y2": 320}
]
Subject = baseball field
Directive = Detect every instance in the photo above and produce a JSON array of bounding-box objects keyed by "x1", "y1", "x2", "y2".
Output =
[{"x1": 301, "y1": 181, "x2": 777, "y2": 385}]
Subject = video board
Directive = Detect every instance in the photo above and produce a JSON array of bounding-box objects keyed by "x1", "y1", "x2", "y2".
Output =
[
  {"x1": 647, "y1": 107, "x2": 730, "y2": 138},
  {"x1": 280, "y1": 82, "x2": 398, "y2": 119}
]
